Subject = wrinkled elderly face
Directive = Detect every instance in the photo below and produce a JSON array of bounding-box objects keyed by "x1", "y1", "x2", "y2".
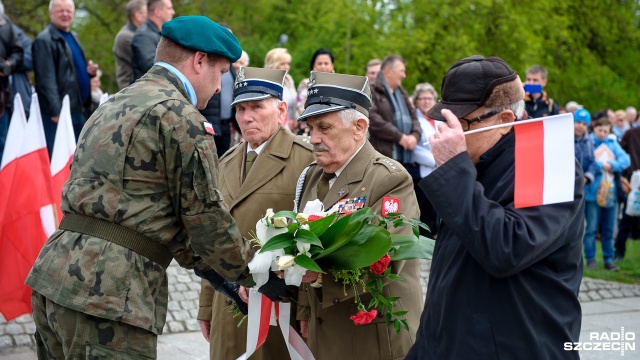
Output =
[
  {"x1": 458, "y1": 107, "x2": 512, "y2": 163},
  {"x1": 235, "y1": 98, "x2": 285, "y2": 149},
  {"x1": 50, "y1": 0, "x2": 75, "y2": 32},
  {"x1": 306, "y1": 112, "x2": 364, "y2": 173}
]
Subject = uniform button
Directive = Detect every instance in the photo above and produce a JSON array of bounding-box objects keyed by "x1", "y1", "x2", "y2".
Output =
[
  {"x1": 317, "y1": 318, "x2": 323, "y2": 324},
  {"x1": 333, "y1": 298, "x2": 339, "y2": 304}
]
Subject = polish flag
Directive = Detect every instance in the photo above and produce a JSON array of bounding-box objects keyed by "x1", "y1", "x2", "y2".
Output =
[
  {"x1": 50, "y1": 95, "x2": 76, "y2": 224},
  {"x1": 513, "y1": 113, "x2": 575, "y2": 208},
  {"x1": 0, "y1": 95, "x2": 27, "y2": 222},
  {"x1": 0, "y1": 93, "x2": 56, "y2": 321}
]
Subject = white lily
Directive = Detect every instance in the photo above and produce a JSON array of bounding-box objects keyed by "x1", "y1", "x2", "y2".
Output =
[
  {"x1": 277, "y1": 255, "x2": 296, "y2": 269},
  {"x1": 272, "y1": 216, "x2": 288, "y2": 228},
  {"x1": 284, "y1": 264, "x2": 307, "y2": 286},
  {"x1": 255, "y1": 217, "x2": 288, "y2": 246}
]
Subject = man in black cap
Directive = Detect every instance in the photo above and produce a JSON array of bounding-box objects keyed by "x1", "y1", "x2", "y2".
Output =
[
  {"x1": 27, "y1": 16, "x2": 290, "y2": 359},
  {"x1": 295, "y1": 71, "x2": 423, "y2": 360},
  {"x1": 406, "y1": 55, "x2": 584, "y2": 359}
]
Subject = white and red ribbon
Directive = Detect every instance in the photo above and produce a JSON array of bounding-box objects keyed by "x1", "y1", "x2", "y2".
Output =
[{"x1": 237, "y1": 290, "x2": 314, "y2": 360}]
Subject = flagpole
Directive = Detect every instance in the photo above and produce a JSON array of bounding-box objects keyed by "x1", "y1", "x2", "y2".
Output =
[
  {"x1": 464, "y1": 113, "x2": 572, "y2": 135},
  {"x1": 423, "y1": 113, "x2": 572, "y2": 145}
]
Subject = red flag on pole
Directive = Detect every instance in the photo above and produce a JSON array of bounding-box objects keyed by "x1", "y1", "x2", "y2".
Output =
[
  {"x1": 0, "y1": 94, "x2": 56, "y2": 321},
  {"x1": 50, "y1": 95, "x2": 76, "y2": 223}
]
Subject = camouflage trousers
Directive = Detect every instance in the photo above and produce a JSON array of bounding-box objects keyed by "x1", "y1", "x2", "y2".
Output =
[{"x1": 31, "y1": 290, "x2": 157, "y2": 359}]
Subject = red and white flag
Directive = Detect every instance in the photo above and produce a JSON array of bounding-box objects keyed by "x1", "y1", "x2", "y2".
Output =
[
  {"x1": 0, "y1": 93, "x2": 56, "y2": 321},
  {"x1": 50, "y1": 95, "x2": 76, "y2": 224},
  {"x1": 0, "y1": 95, "x2": 27, "y2": 221},
  {"x1": 513, "y1": 113, "x2": 575, "y2": 208}
]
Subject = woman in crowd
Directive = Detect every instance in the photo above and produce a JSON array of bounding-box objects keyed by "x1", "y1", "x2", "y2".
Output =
[
  {"x1": 296, "y1": 48, "x2": 334, "y2": 119},
  {"x1": 411, "y1": 83, "x2": 439, "y2": 237},
  {"x1": 264, "y1": 48, "x2": 298, "y2": 130}
]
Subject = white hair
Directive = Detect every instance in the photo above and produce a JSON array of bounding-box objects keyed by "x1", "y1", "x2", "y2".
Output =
[
  {"x1": 49, "y1": 0, "x2": 74, "y2": 11},
  {"x1": 487, "y1": 100, "x2": 525, "y2": 120},
  {"x1": 337, "y1": 109, "x2": 369, "y2": 127},
  {"x1": 0, "y1": 1, "x2": 4, "y2": 14}
]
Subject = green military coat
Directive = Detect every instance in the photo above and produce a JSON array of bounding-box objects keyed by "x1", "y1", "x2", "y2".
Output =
[
  {"x1": 198, "y1": 127, "x2": 314, "y2": 359},
  {"x1": 26, "y1": 66, "x2": 253, "y2": 335},
  {"x1": 298, "y1": 141, "x2": 423, "y2": 360}
]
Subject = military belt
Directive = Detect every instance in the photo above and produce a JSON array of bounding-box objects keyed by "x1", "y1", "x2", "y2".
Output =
[{"x1": 59, "y1": 213, "x2": 173, "y2": 269}]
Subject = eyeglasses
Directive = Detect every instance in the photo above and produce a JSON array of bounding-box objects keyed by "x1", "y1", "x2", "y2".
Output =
[
  {"x1": 416, "y1": 97, "x2": 435, "y2": 101},
  {"x1": 459, "y1": 109, "x2": 501, "y2": 131}
]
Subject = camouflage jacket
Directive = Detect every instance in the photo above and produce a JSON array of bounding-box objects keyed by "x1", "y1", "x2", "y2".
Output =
[{"x1": 26, "y1": 65, "x2": 253, "y2": 335}]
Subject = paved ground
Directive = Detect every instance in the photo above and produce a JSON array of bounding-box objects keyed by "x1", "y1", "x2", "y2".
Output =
[{"x1": 2, "y1": 259, "x2": 640, "y2": 359}]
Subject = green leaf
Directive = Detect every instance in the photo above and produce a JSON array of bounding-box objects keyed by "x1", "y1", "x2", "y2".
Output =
[
  {"x1": 260, "y1": 232, "x2": 294, "y2": 252},
  {"x1": 388, "y1": 274, "x2": 405, "y2": 281},
  {"x1": 288, "y1": 222, "x2": 299, "y2": 233},
  {"x1": 390, "y1": 236, "x2": 435, "y2": 261},
  {"x1": 294, "y1": 254, "x2": 325, "y2": 273},
  {"x1": 392, "y1": 310, "x2": 408, "y2": 316},
  {"x1": 307, "y1": 213, "x2": 337, "y2": 237},
  {"x1": 401, "y1": 319, "x2": 409, "y2": 331},
  {"x1": 316, "y1": 208, "x2": 375, "y2": 257},
  {"x1": 273, "y1": 210, "x2": 298, "y2": 219},
  {"x1": 390, "y1": 234, "x2": 419, "y2": 247},
  {"x1": 294, "y1": 228, "x2": 324, "y2": 248},
  {"x1": 318, "y1": 225, "x2": 391, "y2": 270}
]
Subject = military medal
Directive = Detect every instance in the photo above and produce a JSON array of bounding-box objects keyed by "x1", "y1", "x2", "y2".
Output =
[{"x1": 330, "y1": 196, "x2": 367, "y2": 214}]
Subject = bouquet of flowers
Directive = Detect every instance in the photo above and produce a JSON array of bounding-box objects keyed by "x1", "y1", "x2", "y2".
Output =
[{"x1": 248, "y1": 199, "x2": 434, "y2": 332}]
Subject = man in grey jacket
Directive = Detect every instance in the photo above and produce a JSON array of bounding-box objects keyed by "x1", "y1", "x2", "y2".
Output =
[
  {"x1": 130, "y1": 0, "x2": 174, "y2": 83},
  {"x1": 113, "y1": 0, "x2": 147, "y2": 90}
]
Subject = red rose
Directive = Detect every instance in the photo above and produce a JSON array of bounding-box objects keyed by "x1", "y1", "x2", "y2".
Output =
[
  {"x1": 350, "y1": 309, "x2": 378, "y2": 325},
  {"x1": 369, "y1": 254, "x2": 391, "y2": 275},
  {"x1": 308, "y1": 215, "x2": 323, "y2": 222}
]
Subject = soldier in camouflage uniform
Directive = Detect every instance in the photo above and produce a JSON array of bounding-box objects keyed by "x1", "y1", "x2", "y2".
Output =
[{"x1": 26, "y1": 16, "x2": 289, "y2": 359}]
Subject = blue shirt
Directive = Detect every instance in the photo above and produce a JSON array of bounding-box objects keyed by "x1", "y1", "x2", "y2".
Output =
[{"x1": 60, "y1": 31, "x2": 90, "y2": 103}]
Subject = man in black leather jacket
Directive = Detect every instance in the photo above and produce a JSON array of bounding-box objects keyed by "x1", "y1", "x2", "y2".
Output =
[{"x1": 32, "y1": 0, "x2": 98, "y2": 157}]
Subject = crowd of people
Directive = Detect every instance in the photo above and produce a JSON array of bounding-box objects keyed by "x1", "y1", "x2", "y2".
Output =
[{"x1": 1, "y1": 0, "x2": 634, "y2": 359}]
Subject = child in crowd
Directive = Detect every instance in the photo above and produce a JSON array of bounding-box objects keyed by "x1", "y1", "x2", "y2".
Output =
[{"x1": 584, "y1": 117, "x2": 630, "y2": 271}]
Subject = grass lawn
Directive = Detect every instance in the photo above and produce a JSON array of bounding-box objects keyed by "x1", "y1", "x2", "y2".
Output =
[{"x1": 583, "y1": 239, "x2": 640, "y2": 284}]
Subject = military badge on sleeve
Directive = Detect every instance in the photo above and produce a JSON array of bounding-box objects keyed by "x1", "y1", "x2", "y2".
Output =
[
  {"x1": 203, "y1": 121, "x2": 215, "y2": 136},
  {"x1": 381, "y1": 196, "x2": 400, "y2": 217}
]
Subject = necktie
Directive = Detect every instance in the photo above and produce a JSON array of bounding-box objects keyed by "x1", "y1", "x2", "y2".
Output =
[
  {"x1": 316, "y1": 171, "x2": 334, "y2": 200},
  {"x1": 244, "y1": 151, "x2": 257, "y2": 181}
]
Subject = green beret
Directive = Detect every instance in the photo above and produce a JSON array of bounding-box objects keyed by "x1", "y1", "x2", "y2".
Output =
[{"x1": 160, "y1": 16, "x2": 242, "y2": 62}]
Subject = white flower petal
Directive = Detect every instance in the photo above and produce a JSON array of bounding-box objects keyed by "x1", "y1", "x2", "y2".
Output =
[
  {"x1": 284, "y1": 265, "x2": 307, "y2": 286},
  {"x1": 302, "y1": 200, "x2": 325, "y2": 215}
]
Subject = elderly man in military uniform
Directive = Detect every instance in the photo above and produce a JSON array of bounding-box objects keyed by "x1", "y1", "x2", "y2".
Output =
[
  {"x1": 26, "y1": 16, "x2": 289, "y2": 359},
  {"x1": 197, "y1": 67, "x2": 314, "y2": 359},
  {"x1": 295, "y1": 72, "x2": 423, "y2": 359}
]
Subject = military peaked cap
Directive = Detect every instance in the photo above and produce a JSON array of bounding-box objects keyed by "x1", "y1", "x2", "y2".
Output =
[
  {"x1": 298, "y1": 71, "x2": 371, "y2": 121},
  {"x1": 231, "y1": 67, "x2": 287, "y2": 106}
]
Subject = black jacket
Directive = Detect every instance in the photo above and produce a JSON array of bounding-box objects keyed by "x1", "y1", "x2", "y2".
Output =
[
  {"x1": 409, "y1": 133, "x2": 584, "y2": 360},
  {"x1": 199, "y1": 67, "x2": 237, "y2": 134},
  {"x1": 130, "y1": 19, "x2": 161, "y2": 83},
  {"x1": 0, "y1": 14, "x2": 23, "y2": 91},
  {"x1": 33, "y1": 23, "x2": 88, "y2": 115}
]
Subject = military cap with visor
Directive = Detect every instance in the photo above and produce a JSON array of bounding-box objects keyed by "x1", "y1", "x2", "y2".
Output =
[
  {"x1": 427, "y1": 55, "x2": 525, "y2": 121},
  {"x1": 298, "y1": 71, "x2": 371, "y2": 122},
  {"x1": 160, "y1": 16, "x2": 242, "y2": 63},
  {"x1": 230, "y1": 67, "x2": 287, "y2": 106}
]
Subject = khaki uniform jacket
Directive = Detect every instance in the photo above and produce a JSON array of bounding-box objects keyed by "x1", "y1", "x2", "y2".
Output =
[
  {"x1": 198, "y1": 128, "x2": 314, "y2": 359},
  {"x1": 26, "y1": 66, "x2": 253, "y2": 335},
  {"x1": 297, "y1": 141, "x2": 423, "y2": 360}
]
